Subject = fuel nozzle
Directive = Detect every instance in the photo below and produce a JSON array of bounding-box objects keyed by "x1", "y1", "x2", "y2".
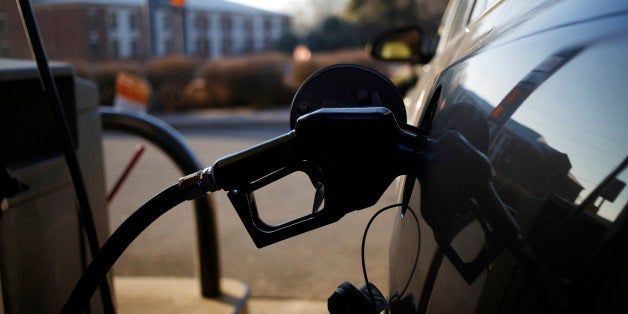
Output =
[
  {"x1": 177, "y1": 101, "x2": 530, "y2": 288},
  {"x1": 199, "y1": 107, "x2": 420, "y2": 247}
]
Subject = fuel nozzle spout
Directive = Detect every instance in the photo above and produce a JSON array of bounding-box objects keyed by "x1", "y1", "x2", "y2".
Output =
[{"x1": 202, "y1": 107, "x2": 421, "y2": 247}]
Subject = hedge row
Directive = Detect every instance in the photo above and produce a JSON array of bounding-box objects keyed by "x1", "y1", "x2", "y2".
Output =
[{"x1": 73, "y1": 50, "x2": 388, "y2": 112}]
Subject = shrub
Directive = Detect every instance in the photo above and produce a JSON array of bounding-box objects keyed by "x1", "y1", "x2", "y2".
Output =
[
  {"x1": 196, "y1": 53, "x2": 293, "y2": 108},
  {"x1": 73, "y1": 61, "x2": 143, "y2": 107},
  {"x1": 146, "y1": 55, "x2": 199, "y2": 112},
  {"x1": 293, "y1": 48, "x2": 388, "y2": 87},
  {"x1": 68, "y1": 49, "x2": 392, "y2": 112}
]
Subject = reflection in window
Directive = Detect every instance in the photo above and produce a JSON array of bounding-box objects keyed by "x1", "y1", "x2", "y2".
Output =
[
  {"x1": 495, "y1": 41, "x2": 628, "y2": 222},
  {"x1": 594, "y1": 168, "x2": 627, "y2": 221}
]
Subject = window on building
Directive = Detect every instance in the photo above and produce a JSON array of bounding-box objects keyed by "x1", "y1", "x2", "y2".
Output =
[
  {"x1": 195, "y1": 15, "x2": 203, "y2": 31},
  {"x1": 221, "y1": 14, "x2": 231, "y2": 30},
  {"x1": 162, "y1": 14, "x2": 172, "y2": 31},
  {"x1": 245, "y1": 19, "x2": 253, "y2": 39},
  {"x1": 264, "y1": 17, "x2": 272, "y2": 31},
  {"x1": 0, "y1": 13, "x2": 8, "y2": 37},
  {"x1": 108, "y1": 11, "x2": 117, "y2": 30},
  {"x1": 86, "y1": 8, "x2": 99, "y2": 32},
  {"x1": 163, "y1": 38, "x2": 173, "y2": 54},
  {"x1": 89, "y1": 41, "x2": 100, "y2": 61},
  {"x1": 245, "y1": 39, "x2": 253, "y2": 53},
  {"x1": 131, "y1": 39, "x2": 139, "y2": 58},
  {"x1": 222, "y1": 37, "x2": 231, "y2": 55},
  {"x1": 195, "y1": 37, "x2": 205, "y2": 55},
  {"x1": 109, "y1": 39, "x2": 119, "y2": 58},
  {"x1": 129, "y1": 12, "x2": 138, "y2": 30},
  {"x1": 1, "y1": 41, "x2": 9, "y2": 57}
]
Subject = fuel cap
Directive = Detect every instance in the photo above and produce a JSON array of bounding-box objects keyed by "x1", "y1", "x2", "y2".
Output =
[{"x1": 290, "y1": 64, "x2": 406, "y2": 129}]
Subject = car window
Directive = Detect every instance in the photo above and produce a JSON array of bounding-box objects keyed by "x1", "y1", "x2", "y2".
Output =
[
  {"x1": 421, "y1": 23, "x2": 627, "y2": 313},
  {"x1": 504, "y1": 40, "x2": 628, "y2": 222}
]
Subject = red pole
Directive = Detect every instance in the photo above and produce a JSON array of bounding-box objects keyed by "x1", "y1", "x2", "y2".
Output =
[{"x1": 107, "y1": 144, "x2": 146, "y2": 203}]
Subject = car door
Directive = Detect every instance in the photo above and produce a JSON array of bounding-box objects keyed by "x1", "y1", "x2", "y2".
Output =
[{"x1": 389, "y1": 0, "x2": 628, "y2": 313}]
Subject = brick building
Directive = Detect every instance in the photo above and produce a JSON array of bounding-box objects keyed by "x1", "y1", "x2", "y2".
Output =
[
  {"x1": 0, "y1": 0, "x2": 291, "y2": 62},
  {"x1": 183, "y1": 0, "x2": 291, "y2": 58}
]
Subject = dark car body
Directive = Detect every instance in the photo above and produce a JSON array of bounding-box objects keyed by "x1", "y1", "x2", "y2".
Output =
[{"x1": 375, "y1": 0, "x2": 628, "y2": 312}]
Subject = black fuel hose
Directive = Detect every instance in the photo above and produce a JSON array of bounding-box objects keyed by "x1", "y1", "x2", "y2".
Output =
[{"x1": 60, "y1": 183, "x2": 186, "y2": 313}]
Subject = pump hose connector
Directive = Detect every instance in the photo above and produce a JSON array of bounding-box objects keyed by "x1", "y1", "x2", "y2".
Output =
[{"x1": 178, "y1": 167, "x2": 220, "y2": 200}]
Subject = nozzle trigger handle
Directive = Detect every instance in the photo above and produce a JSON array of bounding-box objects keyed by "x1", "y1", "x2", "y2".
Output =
[
  {"x1": 223, "y1": 161, "x2": 333, "y2": 248},
  {"x1": 211, "y1": 132, "x2": 331, "y2": 248}
]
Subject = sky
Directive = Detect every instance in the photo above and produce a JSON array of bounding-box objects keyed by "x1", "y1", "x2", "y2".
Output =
[
  {"x1": 227, "y1": 0, "x2": 298, "y2": 13},
  {"x1": 228, "y1": 0, "x2": 349, "y2": 32}
]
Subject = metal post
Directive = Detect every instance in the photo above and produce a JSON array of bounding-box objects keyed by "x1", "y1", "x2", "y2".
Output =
[{"x1": 99, "y1": 107, "x2": 221, "y2": 296}]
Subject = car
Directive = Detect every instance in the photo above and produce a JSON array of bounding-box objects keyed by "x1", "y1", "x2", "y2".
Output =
[{"x1": 369, "y1": 0, "x2": 628, "y2": 312}]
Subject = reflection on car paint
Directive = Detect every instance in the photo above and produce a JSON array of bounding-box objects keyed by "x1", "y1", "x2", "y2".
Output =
[
  {"x1": 385, "y1": 1, "x2": 628, "y2": 313},
  {"x1": 487, "y1": 47, "x2": 583, "y2": 142}
]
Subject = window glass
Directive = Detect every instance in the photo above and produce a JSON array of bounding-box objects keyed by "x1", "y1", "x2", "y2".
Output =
[
  {"x1": 87, "y1": 9, "x2": 98, "y2": 32},
  {"x1": 108, "y1": 11, "x2": 117, "y2": 30},
  {"x1": 1, "y1": 41, "x2": 9, "y2": 57},
  {"x1": 129, "y1": 12, "x2": 138, "y2": 30},
  {"x1": 130, "y1": 39, "x2": 139, "y2": 58},
  {"x1": 162, "y1": 14, "x2": 172, "y2": 30},
  {"x1": 506, "y1": 40, "x2": 628, "y2": 221},
  {"x1": 0, "y1": 13, "x2": 9, "y2": 36},
  {"x1": 109, "y1": 39, "x2": 119, "y2": 58},
  {"x1": 88, "y1": 41, "x2": 99, "y2": 60},
  {"x1": 595, "y1": 167, "x2": 627, "y2": 221}
]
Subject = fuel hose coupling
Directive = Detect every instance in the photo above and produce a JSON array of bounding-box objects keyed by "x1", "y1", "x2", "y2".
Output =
[{"x1": 178, "y1": 167, "x2": 220, "y2": 201}]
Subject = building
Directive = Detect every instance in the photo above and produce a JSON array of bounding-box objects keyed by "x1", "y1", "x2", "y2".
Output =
[
  {"x1": 0, "y1": 2, "x2": 33, "y2": 59},
  {"x1": 0, "y1": 0, "x2": 291, "y2": 62},
  {"x1": 183, "y1": 0, "x2": 290, "y2": 58}
]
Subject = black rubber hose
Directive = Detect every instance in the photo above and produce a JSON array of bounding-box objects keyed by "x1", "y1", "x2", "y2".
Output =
[{"x1": 60, "y1": 183, "x2": 186, "y2": 313}]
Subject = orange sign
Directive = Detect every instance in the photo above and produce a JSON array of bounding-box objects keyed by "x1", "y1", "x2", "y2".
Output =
[
  {"x1": 115, "y1": 71, "x2": 151, "y2": 111},
  {"x1": 170, "y1": 0, "x2": 185, "y2": 6}
]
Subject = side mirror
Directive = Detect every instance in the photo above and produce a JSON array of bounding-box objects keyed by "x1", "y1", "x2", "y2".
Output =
[{"x1": 367, "y1": 26, "x2": 433, "y2": 64}]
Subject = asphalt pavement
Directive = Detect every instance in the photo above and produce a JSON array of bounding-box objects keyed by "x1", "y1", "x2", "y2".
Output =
[{"x1": 102, "y1": 107, "x2": 401, "y2": 311}]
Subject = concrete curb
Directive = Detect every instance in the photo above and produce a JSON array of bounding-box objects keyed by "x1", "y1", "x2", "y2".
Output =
[
  {"x1": 114, "y1": 276, "x2": 249, "y2": 314},
  {"x1": 155, "y1": 108, "x2": 291, "y2": 130},
  {"x1": 113, "y1": 276, "x2": 328, "y2": 314}
]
